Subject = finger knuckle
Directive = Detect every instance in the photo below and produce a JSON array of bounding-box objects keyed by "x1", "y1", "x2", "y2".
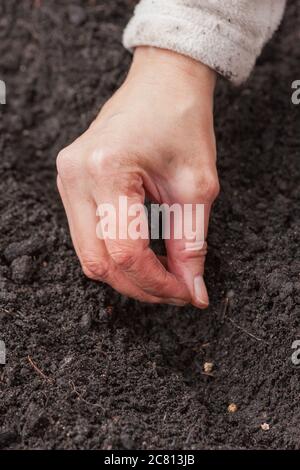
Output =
[
  {"x1": 81, "y1": 257, "x2": 110, "y2": 280},
  {"x1": 195, "y1": 171, "x2": 220, "y2": 201},
  {"x1": 56, "y1": 174, "x2": 63, "y2": 192},
  {"x1": 86, "y1": 150, "x2": 142, "y2": 196},
  {"x1": 56, "y1": 147, "x2": 80, "y2": 182},
  {"x1": 85, "y1": 148, "x2": 111, "y2": 178},
  {"x1": 179, "y1": 241, "x2": 208, "y2": 261},
  {"x1": 86, "y1": 148, "x2": 129, "y2": 176},
  {"x1": 110, "y1": 248, "x2": 138, "y2": 271}
]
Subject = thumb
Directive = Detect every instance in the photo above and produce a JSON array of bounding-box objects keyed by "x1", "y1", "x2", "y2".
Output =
[{"x1": 165, "y1": 201, "x2": 211, "y2": 309}]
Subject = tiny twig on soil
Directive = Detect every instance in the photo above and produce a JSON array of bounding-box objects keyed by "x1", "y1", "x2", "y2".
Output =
[
  {"x1": 185, "y1": 426, "x2": 194, "y2": 445},
  {"x1": 221, "y1": 296, "x2": 230, "y2": 321},
  {"x1": 1, "y1": 307, "x2": 26, "y2": 319},
  {"x1": 27, "y1": 355, "x2": 52, "y2": 383},
  {"x1": 227, "y1": 317, "x2": 264, "y2": 342},
  {"x1": 219, "y1": 290, "x2": 265, "y2": 343},
  {"x1": 220, "y1": 289, "x2": 235, "y2": 322},
  {"x1": 70, "y1": 381, "x2": 105, "y2": 411}
]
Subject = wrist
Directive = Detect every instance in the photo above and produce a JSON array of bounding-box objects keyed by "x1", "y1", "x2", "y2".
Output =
[{"x1": 130, "y1": 46, "x2": 216, "y2": 95}]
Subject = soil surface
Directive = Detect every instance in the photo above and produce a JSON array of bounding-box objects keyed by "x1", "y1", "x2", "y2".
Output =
[{"x1": 0, "y1": 0, "x2": 299, "y2": 450}]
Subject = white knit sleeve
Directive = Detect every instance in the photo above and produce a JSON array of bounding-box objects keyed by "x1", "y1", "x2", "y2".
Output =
[{"x1": 123, "y1": 0, "x2": 287, "y2": 85}]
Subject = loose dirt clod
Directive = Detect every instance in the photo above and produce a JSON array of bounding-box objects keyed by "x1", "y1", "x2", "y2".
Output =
[
  {"x1": 4, "y1": 237, "x2": 44, "y2": 262},
  {"x1": 11, "y1": 255, "x2": 34, "y2": 283}
]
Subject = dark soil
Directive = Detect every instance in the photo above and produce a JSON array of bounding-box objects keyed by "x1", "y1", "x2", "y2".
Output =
[{"x1": 0, "y1": 0, "x2": 299, "y2": 450}]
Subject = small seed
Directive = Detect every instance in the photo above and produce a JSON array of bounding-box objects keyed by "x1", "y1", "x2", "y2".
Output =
[
  {"x1": 203, "y1": 362, "x2": 214, "y2": 373},
  {"x1": 227, "y1": 403, "x2": 237, "y2": 413},
  {"x1": 261, "y1": 422, "x2": 270, "y2": 431}
]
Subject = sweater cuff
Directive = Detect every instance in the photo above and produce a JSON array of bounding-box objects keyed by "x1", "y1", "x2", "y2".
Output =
[{"x1": 123, "y1": 1, "x2": 283, "y2": 85}]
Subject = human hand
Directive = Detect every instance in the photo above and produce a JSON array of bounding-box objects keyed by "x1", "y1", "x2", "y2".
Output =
[{"x1": 57, "y1": 47, "x2": 219, "y2": 308}]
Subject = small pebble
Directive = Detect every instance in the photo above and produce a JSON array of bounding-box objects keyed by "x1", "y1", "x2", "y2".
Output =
[
  {"x1": 67, "y1": 5, "x2": 87, "y2": 26},
  {"x1": 80, "y1": 312, "x2": 92, "y2": 333},
  {"x1": 99, "y1": 307, "x2": 112, "y2": 322},
  {"x1": 261, "y1": 423, "x2": 270, "y2": 431},
  {"x1": 4, "y1": 237, "x2": 43, "y2": 262},
  {"x1": 106, "y1": 306, "x2": 113, "y2": 315},
  {"x1": 226, "y1": 289, "x2": 235, "y2": 299},
  {"x1": 0, "y1": 290, "x2": 17, "y2": 302},
  {"x1": 203, "y1": 362, "x2": 214, "y2": 373},
  {"x1": 227, "y1": 403, "x2": 238, "y2": 413},
  {"x1": 11, "y1": 255, "x2": 33, "y2": 283},
  {"x1": 120, "y1": 432, "x2": 134, "y2": 450}
]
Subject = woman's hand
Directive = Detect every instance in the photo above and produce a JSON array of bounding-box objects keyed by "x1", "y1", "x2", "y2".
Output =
[{"x1": 57, "y1": 47, "x2": 219, "y2": 308}]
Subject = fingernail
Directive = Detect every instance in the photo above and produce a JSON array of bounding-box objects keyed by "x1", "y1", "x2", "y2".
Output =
[{"x1": 193, "y1": 275, "x2": 209, "y2": 306}]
